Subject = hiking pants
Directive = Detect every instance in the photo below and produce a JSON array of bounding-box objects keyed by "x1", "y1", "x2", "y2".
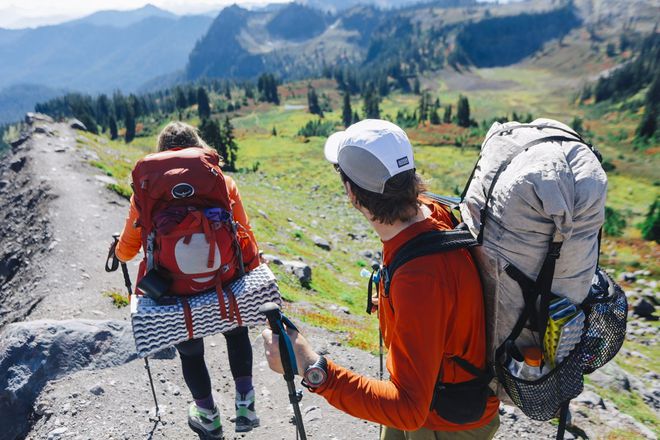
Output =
[
  {"x1": 175, "y1": 326, "x2": 253, "y2": 399},
  {"x1": 381, "y1": 414, "x2": 499, "y2": 440}
]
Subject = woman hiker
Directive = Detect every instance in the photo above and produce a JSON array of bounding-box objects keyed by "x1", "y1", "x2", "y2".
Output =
[{"x1": 115, "y1": 121, "x2": 260, "y2": 439}]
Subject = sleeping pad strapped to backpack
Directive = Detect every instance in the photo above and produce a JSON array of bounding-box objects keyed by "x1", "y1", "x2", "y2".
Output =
[
  {"x1": 375, "y1": 119, "x2": 627, "y2": 431},
  {"x1": 131, "y1": 147, "x2": 259, "y2": 297}
]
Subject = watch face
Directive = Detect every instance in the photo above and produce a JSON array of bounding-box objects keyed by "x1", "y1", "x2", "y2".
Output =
[{"x1": 305, "y1": 367, "x2": 327, "y2": 386}]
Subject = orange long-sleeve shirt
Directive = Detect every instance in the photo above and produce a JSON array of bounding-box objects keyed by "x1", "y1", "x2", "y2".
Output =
[
  {"x1": 313, "y1": 201, "x2": 499, "y2": 431},
  {"x1": 115, "y1": 175, "x2": 254, "y2": 262}
]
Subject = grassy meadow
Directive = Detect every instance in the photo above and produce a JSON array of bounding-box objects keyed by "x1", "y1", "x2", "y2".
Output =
[{"x1": 78, "y1": 66, "x2": 658, "y2": 354}]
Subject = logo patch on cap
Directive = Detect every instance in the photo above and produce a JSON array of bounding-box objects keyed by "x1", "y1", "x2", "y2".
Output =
[{"x1": 396, "y1": 156, "x2": 410, "y2": 168}]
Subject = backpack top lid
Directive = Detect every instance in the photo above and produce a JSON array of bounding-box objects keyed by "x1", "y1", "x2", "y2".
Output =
[
  {"x1": 460, "y1": 118, "x2": 607, "y2": 304},
  {"x1": 131, "y1": 147, "x2": 232, "y2": 231}
]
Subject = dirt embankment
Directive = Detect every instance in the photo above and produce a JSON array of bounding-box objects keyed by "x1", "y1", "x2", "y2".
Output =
[{"x1": 0, "y1": 116, "x2": 655, "y2": 440}]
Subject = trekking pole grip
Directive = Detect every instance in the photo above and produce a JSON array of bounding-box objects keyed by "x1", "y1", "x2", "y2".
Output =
[
  {"x1": 105, "y1": 233, "x2": 120, "y2": 273},
  {"x1": 260, "y1": 302, "x2": 298, "y2": 380}
]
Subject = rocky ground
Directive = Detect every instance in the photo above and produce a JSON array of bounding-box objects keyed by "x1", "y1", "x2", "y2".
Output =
[{"x1": 0, "y1": 116, "x2": 657, "y2": 440}]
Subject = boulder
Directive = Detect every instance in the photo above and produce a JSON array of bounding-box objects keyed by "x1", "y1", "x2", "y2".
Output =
[
  {"x1": 262, "y1": 254, "x2": 283, "y2": 265},
  {"x1": 313, "y1": 236, "x2": 331, "y2": 251},
  {"x1": 633, "y1": 298, "x2": 657, "y2": 320},
  {"x1": 588, "y1": 362, "x2": 631, "y2": 393},
  {"x1": 9, "y1": 157, "x2": 26, "y2": 172},
  {"x1": 25, "y1": 112, "x2": 53, "y2": 125},
  {"x1": 618, "y1": 272, "x2": 636, "y2": 283},
  {"x1": 0, "y1": 319, "x2": 138, "y2": 440},
  {"x1": 33, "y1": 126, "x2": 54, "y2": 136},
  {"x1": 69, "y1": 118, "x2": 87, "y2": 131},
  {"x1": 282, "y1": 260, "x2": 312, "y2": 286}
]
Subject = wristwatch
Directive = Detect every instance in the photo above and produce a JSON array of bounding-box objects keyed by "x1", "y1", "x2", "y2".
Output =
[{"x1": 302, "y1": 355, "x2": 328, "y2": 389}]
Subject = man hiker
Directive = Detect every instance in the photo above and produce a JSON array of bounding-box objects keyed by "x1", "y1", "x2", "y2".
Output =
[
  {"x1": 115, "y1": 122, "x2": 260, "y2": 439},
  {"x1": 262, "y1": 119, "x2": 500, "y2": 439}
]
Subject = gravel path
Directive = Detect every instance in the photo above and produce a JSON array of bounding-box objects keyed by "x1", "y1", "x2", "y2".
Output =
[{"x1": 3, "y1": 118, "x2": 648, "y2": 440}]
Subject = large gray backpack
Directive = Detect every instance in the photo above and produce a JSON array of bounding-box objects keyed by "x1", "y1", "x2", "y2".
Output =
[{"x1": 460, "y1": 119, "x2": 627, "y2": 426}]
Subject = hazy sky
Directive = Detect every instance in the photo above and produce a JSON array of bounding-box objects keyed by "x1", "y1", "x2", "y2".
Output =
[{"x1": 0, "y1": 0, "x2": 289, "y2": 28}]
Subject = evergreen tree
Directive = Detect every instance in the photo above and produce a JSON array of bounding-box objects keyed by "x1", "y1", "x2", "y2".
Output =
[
  {"x1": 430, "y1": 108, "x2": 441, "y2": 125},
  {"x1": 197, "y1": 87, "x2": 211, "y2": 120},
  {"x1": 187, "y1": 88, "x2": 196, "y2": 108},
  {"x1": 224, "y1": 84, "x2": 232, "y2": 100},
  {"x1": 363, "y1": 87, "x2": 380, "y2": 119},
  {"x1": 272, "y1": 126, "x2": 277, "y2": 136},
  {"x1": 353, "y1": 110, "x2": 360, "y2": 124},
  {"x1": 637, "y1": 76, "x2": 660, "y2": 139},
  {"x1": 641, "y1": 198, "x2": 660, "y2": 243},
  {"x1": 124, "y1": 108, "x2": 136, "y2": 143},
  {"x1": 109, "y1": 116, "x2": 118, "y2": 140},
  {"x1": 199, "y1": 118, "x2": 224, "y2": 158},
  {"x1": 223, "y1": 116, "x2": 238, "y2": 171},
  {"x1": 418, "y1": 93, "x2": 429, "y2": 122},
  {"x1": 96, "y1": 94, "x2": 111, "y2": 132},
  {"x1": 307, "y1": 84, "x2": 323, "y2": 117},
  {"x1": 413, "y1": 77, "x2": 421, "y2": 95},
  {"x1": 342, "y1": 93, "x2": 352, "y2": 128},
  {"x1": 443, "y1": 105, "x2": 452, "y2": 123},
  {"x1": 175, "y1": 87, "x2": 187, "y2": 110},
  {"x1": 456, "y1": 95, "x2": 471, "y2": 127},
  {"x1": 257, "y1": 73, "x2": 280, "y2": 105}
]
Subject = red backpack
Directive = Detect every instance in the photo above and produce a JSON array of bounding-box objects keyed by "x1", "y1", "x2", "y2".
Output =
[{"x1": 131, "y1": 147, "x2": 258, "y2": 296}]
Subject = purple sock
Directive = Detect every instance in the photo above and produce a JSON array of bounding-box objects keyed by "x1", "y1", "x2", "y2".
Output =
[
  {"x1": 195, "y1": 394, "x2": 215, "y2": 410},
  {"x1": 234, "y1": 376, "x2": 253, "y2": 394}
]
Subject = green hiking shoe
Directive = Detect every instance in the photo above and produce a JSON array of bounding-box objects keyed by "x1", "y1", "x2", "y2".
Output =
[
  {"x1": 188, "y1": 403, "x2": 223, "y2": 440},
  {"x1": 234, "y1": 389, "x2": 259, "y2": 432}
]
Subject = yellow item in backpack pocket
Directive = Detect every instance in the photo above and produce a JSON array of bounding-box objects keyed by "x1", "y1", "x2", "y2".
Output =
[{"x1": 544, "y1": 299, "x2": 579, "y2": 368}]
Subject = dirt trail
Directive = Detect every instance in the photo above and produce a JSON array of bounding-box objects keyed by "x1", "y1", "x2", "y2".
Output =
[{"x1": 3, "y1": 119, "x2": 567, "y2": 440}]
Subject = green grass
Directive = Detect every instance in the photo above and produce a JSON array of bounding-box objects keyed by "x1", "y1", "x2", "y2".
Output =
[
  {"x1": 589, "y1": 382, "x2": 660, "y2": 438},
  {"x1": 78, "y1": 70, "x2": 658, "y2": 355},
  {"x1": 104, "y1": 290, "x2": 129, "y2": 308}
]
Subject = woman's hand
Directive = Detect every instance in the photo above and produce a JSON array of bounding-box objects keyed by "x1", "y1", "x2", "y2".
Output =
[{"x1": 262, "y1": 327, "x2": 320, "y2": 376}]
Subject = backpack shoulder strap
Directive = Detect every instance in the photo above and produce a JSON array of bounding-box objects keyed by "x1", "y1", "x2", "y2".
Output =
[{"x1": 382, "y1": 228, "x2": 477, "y2": 296}]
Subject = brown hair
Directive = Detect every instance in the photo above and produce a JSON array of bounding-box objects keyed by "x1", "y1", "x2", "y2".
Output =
[
  {"x1": 157, "y1": 121, "x2": 220, "y2": 157},
  {"x1": 340, "y1": 168, "x2": 426, "y2": 224}
]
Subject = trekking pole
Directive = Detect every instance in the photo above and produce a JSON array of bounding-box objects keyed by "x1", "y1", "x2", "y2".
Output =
[
  {"x1": 106, "y1": 233, "x2": 160, "y2": 420},
  {"x1": 260, "y1": 302, "x2": 307, "y2": 440}
]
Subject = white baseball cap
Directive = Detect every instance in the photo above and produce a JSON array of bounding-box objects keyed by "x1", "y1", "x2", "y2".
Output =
[{"x1": 324, "y1": 119, "x2": 415, "y2": 194}]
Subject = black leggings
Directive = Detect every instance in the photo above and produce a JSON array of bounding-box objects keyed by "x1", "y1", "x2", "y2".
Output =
[{"x1": 175, "y1": 326, "x2": 253, "y2": 399}]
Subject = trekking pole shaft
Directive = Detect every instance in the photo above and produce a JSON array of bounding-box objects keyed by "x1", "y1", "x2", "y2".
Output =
[
  {"x1": 286, "y1": 380, "x2": 307, "y2": 440},
  {"x1": 120, "y1": 262, "x2": 133, "y2": 295},
  {"x1": 260, "y1": 303, "x2": 307, "y2": 439},
  {"x1": 144, "y1": 357, "x2": 160, "y2": 419}
]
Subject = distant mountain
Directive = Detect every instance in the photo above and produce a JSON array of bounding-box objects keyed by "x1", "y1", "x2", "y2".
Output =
[
  {"x1": 0, "y1": 14, "x2": 213, "y2": 93},
  {"x1": 0, "y1": 84, "x2": 64, "y2": 124},
  {"x1": 185, "y1": 0, "x2": 583, "y2": 82},
  {"x1": 266, "y1": 3, "x2": 331, "y2": 41},
  {"x1": 70, "y1": 4, "x2": 177, "y2": 28},
  {"x1": 301, "y1": 0, "x2": 468, "y2": 12}
]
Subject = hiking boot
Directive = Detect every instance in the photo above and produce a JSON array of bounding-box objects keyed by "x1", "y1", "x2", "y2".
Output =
[
  {"x1": 234, "y1": 389, "x2": 259, "y2": 432},
  {"x1": 188, "y1": 403, "x2": 223, "y2": 439}
]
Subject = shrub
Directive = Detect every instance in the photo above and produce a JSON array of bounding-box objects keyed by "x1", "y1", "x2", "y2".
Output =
[
  {"x1": 297, "y1": 119, "x2": 336, "y2": 138},
  {"x1": 640, "y1": 198, "x2": 660, "y2": 243},
  {"x1": 603, "y1": 206, "x2": 626, "y2": 237}
]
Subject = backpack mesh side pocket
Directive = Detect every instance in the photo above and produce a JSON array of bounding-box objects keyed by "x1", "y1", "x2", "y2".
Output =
[
  {"x1": 579, "y1": 271, "x2": 627, "y2": 374},
  {"x1": 496, "y1": 335, "x2": 585, "y2": 421},
  {"x1": 497, "y1": 269, "x2": 628, "y2": 421}
]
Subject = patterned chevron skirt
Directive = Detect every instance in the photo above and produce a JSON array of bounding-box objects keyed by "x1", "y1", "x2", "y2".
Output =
[{"x1": 131, "y1": 264, "x2": 282, "y2": 357}]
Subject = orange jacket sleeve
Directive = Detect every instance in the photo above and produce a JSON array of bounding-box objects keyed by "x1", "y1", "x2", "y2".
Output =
[
  {"x1": 226, "y1": 176, "x2": 257, "y2": 244},
  {"x1": 314, "y1": 268, "x2": 449, "y2": 430},
  {"x1": 115, "y1": 195, "x2": 142, "y2": 262}
]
